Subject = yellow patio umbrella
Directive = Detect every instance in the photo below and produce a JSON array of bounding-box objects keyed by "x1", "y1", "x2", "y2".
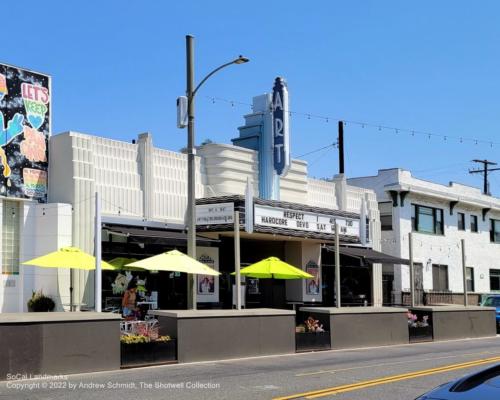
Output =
[
  {"x1": 23, "y1": 246, "x2": 115, "y2": 270},
  {"x1": 237, "y1": 257, "x2": 314, "y2": 279},
  {"x1": 22, "y1": 246, "x2": 115, "y2": 311},
  {"x1": 126, "y1": 249, "x2": 220, "y2": 276}
]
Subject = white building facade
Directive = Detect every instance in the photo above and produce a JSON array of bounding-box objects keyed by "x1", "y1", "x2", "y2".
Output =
[{"x1": 349, "y1": 168, "x2": 500, "y2": 304}]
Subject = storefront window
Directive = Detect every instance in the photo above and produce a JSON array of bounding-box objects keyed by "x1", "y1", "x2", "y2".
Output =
[{"x1": 2, "y1": 201, "x2": 20, "y2": 275}]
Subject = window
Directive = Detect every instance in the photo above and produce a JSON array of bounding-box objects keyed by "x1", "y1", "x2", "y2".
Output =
[
  {"x1": 470, "y1": 215, "x2": 478, "y2": 233},
  {"x1": 491, "y1": 219, "x2": 500, "y2": 243},
  {"x1": 466, "y1": 267, "x2": 474, "y2": 292},
  {"x1": 457, "y1": 212, "x2": 465, "y2": 231},
  {"x1": 483, "y1": 296, "x2": 500, "y2": 307},
  {"x1": 490, "y1": 269, "x2": 500, "y2": 291},
  {"x1": 412, "y1": 204, "x2": 444, "y2": 235},
  {"x1": 379, "y1": 202, "x2": 392, "y2": 231},
  {"x1": 432, "y1": 264, "x2": 449, "y2": 291},
  {"x1": 2, "y1": 201, "x2": 20, "y2": 275}
]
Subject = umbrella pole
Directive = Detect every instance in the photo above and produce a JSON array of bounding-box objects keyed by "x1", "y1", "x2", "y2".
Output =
[{"x1": 70, "y1": 268, "x2": 74, "y2": 312}]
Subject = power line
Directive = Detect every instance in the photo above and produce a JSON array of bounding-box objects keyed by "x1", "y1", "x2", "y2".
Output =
[
  {"x1": 296, "y1": 142, "x2": 337, "y2": 158},
  {"x1": 205, "y1": 95, "x2": 500, "y2": 148}
]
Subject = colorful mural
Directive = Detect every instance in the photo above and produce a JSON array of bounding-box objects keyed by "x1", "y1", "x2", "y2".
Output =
[{"x1": 0, "y1": 64, "x2": 50, "y2": 201}]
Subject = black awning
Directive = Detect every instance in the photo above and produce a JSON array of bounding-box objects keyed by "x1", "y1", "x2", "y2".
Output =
[
  {"x1": 104, "y1": 225, "x2": 218, "y2": 246},
  {"x1": 325, "y1": 245, "x2": 410, "y2": 265}
]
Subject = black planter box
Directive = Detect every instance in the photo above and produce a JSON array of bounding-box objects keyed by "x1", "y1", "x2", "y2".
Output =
[
  {"x1": 121, "y1": 340, "x2": 177, "y2": 367},
  {"x1": 409, "y1": 325, "x2": 433, "y2": 343},
  {"x1": 295, "y1": 332, "x2": 331, "y2": 352}
]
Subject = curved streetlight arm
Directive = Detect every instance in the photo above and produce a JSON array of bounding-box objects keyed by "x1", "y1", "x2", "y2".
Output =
[{"x1": 192, "y1": 60, "x2": 241, "y2": 99}]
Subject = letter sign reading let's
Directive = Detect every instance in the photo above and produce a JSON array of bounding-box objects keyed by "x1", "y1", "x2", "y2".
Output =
[{"x1": 272, "y1": 77, "x2": 290, "y2": 177}]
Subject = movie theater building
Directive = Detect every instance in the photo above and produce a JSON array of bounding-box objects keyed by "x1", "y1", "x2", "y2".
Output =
[{"x1": 2, "y1": 75, "x2": 401, "y2": 312}]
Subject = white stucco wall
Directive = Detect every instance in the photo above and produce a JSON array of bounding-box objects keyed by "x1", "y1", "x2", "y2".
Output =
[{"x1": 0, "y1": 200, "x2": 72, "y2": 313}]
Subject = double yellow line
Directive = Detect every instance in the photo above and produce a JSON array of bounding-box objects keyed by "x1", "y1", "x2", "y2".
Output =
[{"x1": 274, "y1": 355, "x2": 500, "y2": 399}]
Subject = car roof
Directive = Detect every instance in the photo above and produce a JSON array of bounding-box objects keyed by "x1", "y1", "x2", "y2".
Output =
[{"x1": 422, "y1": 364, "x2": 500, "y2": 399}]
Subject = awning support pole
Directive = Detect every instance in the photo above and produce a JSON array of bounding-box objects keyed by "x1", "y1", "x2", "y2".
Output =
[
  {"x1": 461, "y1": 239, "x2": 468, "y2": 307},
  {"x1": 234, "y1": 211, "x2": 242, "y2": 310},
  {"x1": 95, "y1": 191, "x2": 102, "y2": 312},
  {"x1": 409, "y1": 232, "x2": 415, "y2": 308},
  {"x1": 335, "y1": 223, "x2": 341, "y2": 308}
]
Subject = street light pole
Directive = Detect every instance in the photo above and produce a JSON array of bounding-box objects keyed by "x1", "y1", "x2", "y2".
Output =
[
  {"x1": 185, "y1": 35, "x2": 249, "y2": 310},
  {"x1": 186, "y1": 35, "x2": 197, "y2": 310}
]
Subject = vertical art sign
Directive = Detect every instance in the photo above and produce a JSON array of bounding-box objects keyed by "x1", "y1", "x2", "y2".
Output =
[
  {"x1": 272, "y1": 77, "x2": 290, "y2": 177},
  {"x1": 0, "y1": 63, "x2": 50, "y2": 202}
]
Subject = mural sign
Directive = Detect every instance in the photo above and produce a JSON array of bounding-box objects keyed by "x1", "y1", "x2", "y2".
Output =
[{"x1": 0, "y1": 63, "x2": 50, "y2": 202}]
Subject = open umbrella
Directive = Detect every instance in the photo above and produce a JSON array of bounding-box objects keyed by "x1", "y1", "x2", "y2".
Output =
[
  {"x1": 22, "y1": 246, "x2": 115, "y2": 310},
  {"x1": 126, "y1": 249, "x2": 220, "y2": 276},
  {"x1": 237, "y1": 257, "x2": 313, "y2": 279}
]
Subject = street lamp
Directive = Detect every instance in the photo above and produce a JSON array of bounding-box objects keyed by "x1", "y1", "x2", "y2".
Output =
[{"x1": 185, "y1": 34, "x2": 249, "y2": 310}]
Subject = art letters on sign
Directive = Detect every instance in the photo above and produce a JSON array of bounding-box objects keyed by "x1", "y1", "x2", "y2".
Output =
[
  {"x1": 272, "y1": 77, "x2": 290, "y2": 177},
  {"x1": 0, "y1": 63, "x2": 50, "y2": 201}
]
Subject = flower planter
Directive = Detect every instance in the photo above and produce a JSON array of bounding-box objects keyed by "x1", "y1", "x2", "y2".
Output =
[
  {"x1": 409, "y1": 325, "x2": 433, "y2": 343},
  {"x1": 295, "y1": 332, "x2": 331, "y2": 352},
  {"x1": 120, "y1": 340, "x2": 177, "y2": 367}
]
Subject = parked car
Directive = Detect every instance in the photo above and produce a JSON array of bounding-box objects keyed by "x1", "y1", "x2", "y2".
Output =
[
  {"x1": 415, "y1": 364, "x2": 500, "y2": 399},
  {"x1": 480, "y1": 294, "x2": 500, "y2": 330}
]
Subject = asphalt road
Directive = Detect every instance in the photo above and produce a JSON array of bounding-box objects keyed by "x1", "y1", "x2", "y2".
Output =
[{"x1": 1, "y1": 336, "x2": 500, "y2": 400}]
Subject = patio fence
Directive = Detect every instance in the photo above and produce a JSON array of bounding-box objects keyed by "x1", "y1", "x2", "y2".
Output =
[{"x1": 390, "y1": 290, "x2": 482, "y2": 307}]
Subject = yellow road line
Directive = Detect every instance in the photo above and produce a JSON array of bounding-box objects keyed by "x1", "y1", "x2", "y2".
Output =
[
  {"x1": 274, "y1": 355, "x2": 500, "y2": 400},
  {"x1": 295, "y1": 350, "x2": 500, "y2": 377}
]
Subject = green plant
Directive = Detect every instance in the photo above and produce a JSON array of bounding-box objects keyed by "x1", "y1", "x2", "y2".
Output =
[
  {"x1": 120, "y1": 334, "x2": 171, "y2": 345},
  {"x1": 27, "y1": 290, "x2": 55, "y2": 312},
  {"x1": 120, "y1": 334, "x2": 150, "y2": 345}
]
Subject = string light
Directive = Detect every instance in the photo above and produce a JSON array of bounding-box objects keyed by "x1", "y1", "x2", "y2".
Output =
[{"x1": 206, "y1": 95, "x2": 500, "y2": 148}]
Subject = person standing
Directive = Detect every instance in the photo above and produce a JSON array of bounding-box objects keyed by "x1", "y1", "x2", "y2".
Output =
[{"x1": 122, "y1": 282, "x2": 137, "y2": 318}]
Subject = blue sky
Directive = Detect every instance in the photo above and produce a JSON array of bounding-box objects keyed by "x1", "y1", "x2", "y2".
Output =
[{"x1": 3, "y1": 1, "x2": 500, "y2": 194}]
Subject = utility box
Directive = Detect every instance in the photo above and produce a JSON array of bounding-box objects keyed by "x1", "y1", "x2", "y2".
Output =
[{"x1": 177, "y1": 96, "x2": 188, "y2": 128}]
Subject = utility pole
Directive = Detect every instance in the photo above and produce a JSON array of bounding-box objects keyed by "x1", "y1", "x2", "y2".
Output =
[
  {"x1": 469, "y1": 159, "x2": 500, "y2": 195},
  {"x1": 338, "y1": 121, "x2": 344, "y2": 174}
]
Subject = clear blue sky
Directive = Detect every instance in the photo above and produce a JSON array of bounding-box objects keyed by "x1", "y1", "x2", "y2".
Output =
[{"x1": 3, "y1": 1, "x2": 500, "y2": 195}]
